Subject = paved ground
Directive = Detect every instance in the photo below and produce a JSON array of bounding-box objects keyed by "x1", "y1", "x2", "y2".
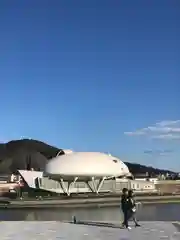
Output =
[{"x1": 0, "y1": 221, "x2": 179, "y2": 239}]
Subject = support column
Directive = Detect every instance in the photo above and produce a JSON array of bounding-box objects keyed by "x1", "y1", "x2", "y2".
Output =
[
  {"x1": 86, "y1": 177, "x2": 106, "y2": 194},
  {"x1": 86, "y1": 177, "x2": 97, "y2": 193},
  {"x1": 96, "y1": 177, "x2": 106, "y2": 193},
  {"x1": 86, "y1": 181, "x2": 95, "y2": 193},
  {"x1": 59, "y1": 177, "x2": 79, "y2": 196},
  {"x1": 91, "y1": 177, "x2": 97, "y2": 193},
  {"x1": 59, "y1": 178, "x2": 68, "y2": 195},
  {"x1": 67, "y1": 177, "x2": 78, "y2": 195}
]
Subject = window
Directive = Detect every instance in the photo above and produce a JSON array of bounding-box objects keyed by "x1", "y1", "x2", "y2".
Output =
[{"x1": 113, "y1": 159, "x2": 118, "y2": 163}]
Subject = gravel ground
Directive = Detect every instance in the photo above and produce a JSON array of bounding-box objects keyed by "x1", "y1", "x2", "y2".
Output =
[{"x1": 0, "y1": 221, "x2": 179, "y2": 239}]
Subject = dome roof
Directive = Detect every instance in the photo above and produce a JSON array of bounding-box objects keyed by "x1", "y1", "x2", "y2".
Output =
[{"x1": 45, "y1": 152, "x2": 129, "y2": 178}]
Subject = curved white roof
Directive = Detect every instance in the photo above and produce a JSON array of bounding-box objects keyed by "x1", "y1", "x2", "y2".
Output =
[
  {"x1": 56, "y1": 149, "x2": 73, "y2": 156},
  {"x1": 63, "y1": 149, "x2": 73, "y2": 154},
  {"x1": 45, "y1": 152, "x2": 130, "y2": 179}
]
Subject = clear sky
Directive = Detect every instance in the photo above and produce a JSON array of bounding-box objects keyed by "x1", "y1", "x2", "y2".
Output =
[{"x1": 0, "y1": 1, "x2": 179, "y2": 170}]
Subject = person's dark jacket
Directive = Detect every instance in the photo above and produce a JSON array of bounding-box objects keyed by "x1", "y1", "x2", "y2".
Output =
[{"x1": 121, "y1": 195, "x2": 129, "y2": 212}]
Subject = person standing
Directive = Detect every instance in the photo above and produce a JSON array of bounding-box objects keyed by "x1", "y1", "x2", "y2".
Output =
[
  {"x1": 127, "y1": 189, "x2": 141, "y2": 227},
  {"x1": 121, "y1": 188, "x2": 131, "y2": 229}
]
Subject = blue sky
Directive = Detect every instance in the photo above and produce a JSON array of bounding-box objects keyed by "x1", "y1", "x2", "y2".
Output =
[{"x1": 0, "y1": 1, "x2": 179, "y2": 170}]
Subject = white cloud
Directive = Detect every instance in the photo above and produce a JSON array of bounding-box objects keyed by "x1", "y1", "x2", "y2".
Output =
[
  {"x1": 124, "y1": 131, "x2": 145, "y2": 136},
  {"x1": 124, "y1": 120, "x2": 180, "y2": 140},
  {"x1": 144, "y1": 149, "x2": 173, "y2": 155},
  {"x1": 156, "y1": 120, "x2": 180, "y2": 127},
  {"x1": 152, "y1": 134, "x2": 180, "y2": 140}
]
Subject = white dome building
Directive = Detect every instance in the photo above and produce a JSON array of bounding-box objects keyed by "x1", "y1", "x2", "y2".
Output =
[
  {"x1": 45, "y1": 152, "x2": 130, "y2": 181},
  {"x1": 44, "y1": 152, "x2": 130, "y2": 195},
  {"x1": 18, "y1": 152, "x2": 131, "y2": 196}
]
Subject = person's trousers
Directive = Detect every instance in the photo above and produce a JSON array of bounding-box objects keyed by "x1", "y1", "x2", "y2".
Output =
[
  {"x1": 122, "y1": 210, "x2": 129, "y2": 227},
  {"x1": 128, "y1": 210, "x2": 138, "y2": 225},
  {"x1": 122, "y1": 210, "x2": 138, "y2": 227}
]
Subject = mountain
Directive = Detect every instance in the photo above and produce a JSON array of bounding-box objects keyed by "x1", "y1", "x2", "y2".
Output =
[
  {"x1": 0, "y1": 139, "x2": 64, "y2": 174},
  {"x1": 124, "y1": 162, "x2": 174, "y2": 176},
  {"x1": 0, "y1": 139, "x2": 174, "y2": 174}
]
